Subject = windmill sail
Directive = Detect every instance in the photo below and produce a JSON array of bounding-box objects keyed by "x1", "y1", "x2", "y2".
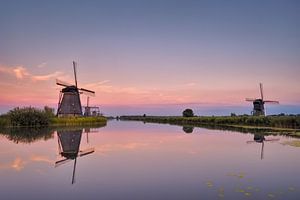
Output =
[
  {"x1": 79, "y1": 88, "x2": 95, "y2": 96},
  {"x1": 73, "y1": 61, "x2": 78, "y2": 88},
  {"x1": 259, "y1": 83, "x2": 264, "y2": 101},
  {"x1": 245, "y1": 83, "x2": 279, "y2": 116},
  {"x1": 56, "y1": 79, "x2": 72, "y2": 87}
]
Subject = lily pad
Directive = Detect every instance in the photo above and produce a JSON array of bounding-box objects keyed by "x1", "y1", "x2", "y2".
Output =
[{"x1": 281, "y1": 140, "x2": 300, "y2": 147}]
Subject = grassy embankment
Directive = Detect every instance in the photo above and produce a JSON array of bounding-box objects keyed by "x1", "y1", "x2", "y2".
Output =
[
  {"x1": 0, "y1": 107, "x2": 107, "y2": 128},
  {"x1": 120, "y1": 115, "x2": 300, "y2": 137}
]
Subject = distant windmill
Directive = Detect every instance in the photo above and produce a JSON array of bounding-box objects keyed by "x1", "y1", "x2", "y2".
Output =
[
  {"x1": 56, "y1": 61, "x2": 95, "y2": 117},
  {"x1": 246, "y1": 134, "x2": 279, "y2": 160},
  {"x1": 55, "y1": 129, "x2": 94, "y2": 184},
  {"x1": 245, "y1": 83, "x2": 279, "y2": 116}
]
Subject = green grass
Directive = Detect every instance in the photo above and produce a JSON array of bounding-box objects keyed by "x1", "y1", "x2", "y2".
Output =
[{"x1": 50, "y1": 116, "x2": 107, "y2": 126}]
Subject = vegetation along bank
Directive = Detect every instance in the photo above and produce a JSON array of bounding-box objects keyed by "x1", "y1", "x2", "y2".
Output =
[
  {"x1": 119, "y1": 114, "x2": 300, "y2": 136},
  {"x1": 0, "y1": 106, "x2": 107, "y2": 128}
]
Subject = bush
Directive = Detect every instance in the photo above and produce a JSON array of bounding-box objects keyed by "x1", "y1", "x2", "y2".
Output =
[
  {"x1": 183, "y1": 109, "x2": 194, "y2": 117},
  {"x1": 7, "y1": 107, "x2": 51, "y2": 127},
  {"x1": 0, "y1": 114, "x2": 10, "y2": 127},
  {"x1": 44, "y1": 106, "x2": 55, "y2": 118}
]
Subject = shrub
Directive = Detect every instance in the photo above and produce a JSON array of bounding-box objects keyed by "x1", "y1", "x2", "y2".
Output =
[
  {"x1": 183, "y1": 109, "x2": 194, "y2": 117},
  {"x1": 7, "y1": 107, "x2": 51, "y2": 127},
  {"x1": 44, "y1": 106, "x2": 55, "y2": 118},
  {"x1": 0, "y1": 114, "x2": 10, "y2": 127}
]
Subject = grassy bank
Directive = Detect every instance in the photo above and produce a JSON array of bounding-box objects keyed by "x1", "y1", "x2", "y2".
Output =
[
  {"x1": 120, "y1": 115, "x2": 300, "y2": 136},
  {"x1": 50, "y1": 116, "x2": 107, "y2": 126},
  {"x1": 0, "y1": 107, "x2": 107, "y2": 128}
]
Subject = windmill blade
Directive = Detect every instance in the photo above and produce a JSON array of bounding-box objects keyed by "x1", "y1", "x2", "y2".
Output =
[
  {"x1": 264, "y1": 100, "x2": 279, "y2": 104},
  {"x1": 79, "y1": 148, "x2": 95, "y2": 157},
  {"x1": 56, "y1": 79, "x2": 72, "y2": 87},
  {"x1": 55, "y1": 158, "x2": 72, "y2": 167},
  {"x1": 79, "y1": 88, "x2": 95, "y2": 97},
  {"x1": 72, "y1": 158, "x2": 77, "y2": 185},
  {"x1": 260, "y1": 142, "x2": 264, "y2": 160},
  {"x1": 245, "y1": 98, "x2": 256, "y2": 102},
  {"x1": 260, "y1": 83, "x2": 264, "y2": 100},
  {"x1": 73, "y1": 61, "x2": 78, "y2": 88}
]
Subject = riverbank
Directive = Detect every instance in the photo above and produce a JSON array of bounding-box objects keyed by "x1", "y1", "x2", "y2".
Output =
[
  {"x1": 120, "y1": 115, "x2": 300, "y2": 137},
  {"x1": 0, "y1": 107, "x2": 107, "y2": 128},
  {"x1": 50, "y1": 116, "x2": 107, "y2": 126},
  {"x1": 0, "y1": 116, "x2": 107, "y2": 128}
]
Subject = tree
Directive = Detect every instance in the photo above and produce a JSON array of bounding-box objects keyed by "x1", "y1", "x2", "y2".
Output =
[{"x1": 182, "y1": 109, "x2": 194, "y2": 117}]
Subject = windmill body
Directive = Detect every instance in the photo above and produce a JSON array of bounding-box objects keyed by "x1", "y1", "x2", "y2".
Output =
[
  {"x1": 252, "y1": 99, "x2": 265, "y2": 116},
  {"x1": 58, "y1": 86, "x2": 82, "y2": 117},
  {"x1": 56, "y1": 61, "x2": 95, "y2": 117},
  {"x1": 246, "y1": 83, "x2": 279, "y2": 116}
]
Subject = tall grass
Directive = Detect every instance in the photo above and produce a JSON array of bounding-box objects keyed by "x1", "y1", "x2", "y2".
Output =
[{"x1": 51, "y1": 116, "x2": 107, "y2": 126}]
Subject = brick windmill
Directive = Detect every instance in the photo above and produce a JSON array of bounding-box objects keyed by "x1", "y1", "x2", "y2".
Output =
[
  {"x1": 245, "y1": 83, "x2": 279, "y2": 116},
  {"x1": 56, "y1": 61, "x2": 95, "y2": 117}
]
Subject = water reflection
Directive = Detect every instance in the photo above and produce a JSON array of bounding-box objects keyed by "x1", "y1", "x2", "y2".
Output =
[
  {"x1": 0, "y1": 127, "x2": 53, "y2": 144},
  {"x1": 0, "y1": 124, "x2": 106, "y2": 144},
  {"x1": 182, "y1": 126, "x2": 194, "y2": 134},
  {"x1": 246, "y1": 134, "x2": 280, "y2": 159},
  {"x1": 55, "y1": 128, "x2": 95, "y2": 184},
  {"x1": 0, "y1": 121, "x2": 299, "y2": 200}
]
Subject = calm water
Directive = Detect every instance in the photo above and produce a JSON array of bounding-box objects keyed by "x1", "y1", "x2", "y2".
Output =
[{"x1": 0, "y1": 120, "x2": 299, "y2": 200}]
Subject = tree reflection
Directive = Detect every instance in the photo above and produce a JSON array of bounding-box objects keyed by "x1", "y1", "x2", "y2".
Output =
[
  {"x1": 182, "y1": 126, "x2": 194, "y2": 134},
  {"x1": 0, "y1": 127, "x2": 54, "y2": 144},
  {"x1": 0, "y1": 124, "x2": 106, "y2": 144}
]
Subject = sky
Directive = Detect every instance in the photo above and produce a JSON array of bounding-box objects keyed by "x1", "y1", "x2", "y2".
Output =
[{"x1": 0, "y1": 0, "x2": 299, "y2": 116}]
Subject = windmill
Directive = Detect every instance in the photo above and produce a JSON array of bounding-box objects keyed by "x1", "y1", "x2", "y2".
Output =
[
  {"x1": 245, "y1": 83, "x2": 279, "y2": 116},
  {"x1": 56, "y1": 61, "x2": 95, "y2": 117},
  {"x1": 55, "y1": 129, "x2": 94, "y2": 184},
  {"x1": 246, "y1": 134, "x2": 279, "y2": 160}
]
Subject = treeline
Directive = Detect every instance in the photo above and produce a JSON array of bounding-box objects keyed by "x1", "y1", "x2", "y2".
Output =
[
  {"x1": 0, "y1": 106, "x2": 107, "y2": 127},
  {"x1": 120, "y1": 115, "x2": 300, "y2": 129}
]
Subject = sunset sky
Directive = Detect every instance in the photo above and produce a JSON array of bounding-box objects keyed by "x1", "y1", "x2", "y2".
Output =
[{"x1": 1, "y1": 0, "x2": 299, "y2": 115}]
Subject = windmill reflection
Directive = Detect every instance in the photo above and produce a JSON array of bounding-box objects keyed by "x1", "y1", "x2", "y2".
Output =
[
  {"x1": 55, "y1": 129, "x2": 94, "y2": 184},
  {"x1": 246, "y1": 134, "x2": 279, "y2": 160}
]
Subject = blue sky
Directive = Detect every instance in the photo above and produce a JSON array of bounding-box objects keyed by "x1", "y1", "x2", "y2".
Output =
[{"x1": 0, "y1": 0, "x2": 299, "y2": 115}]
